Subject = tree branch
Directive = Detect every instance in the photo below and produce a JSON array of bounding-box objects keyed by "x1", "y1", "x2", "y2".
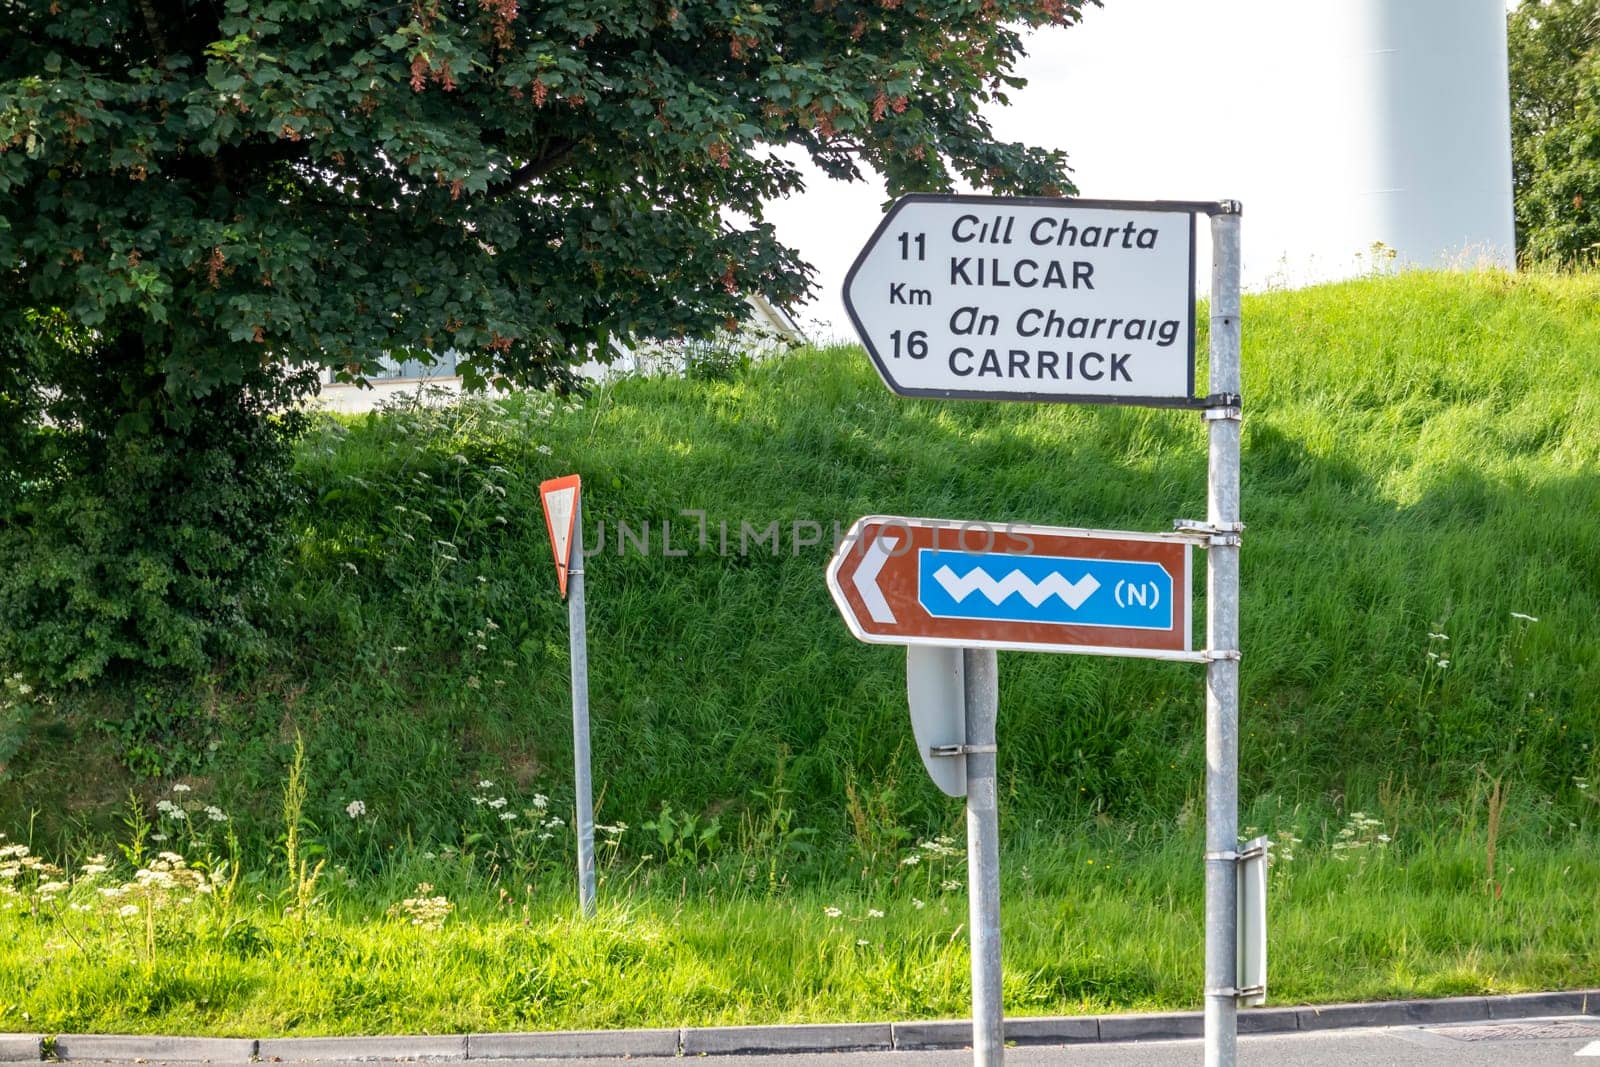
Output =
[
  {"x1": 134, "y1": 0, "x2": 172, "y2": 66},
  {"x1": 487, "y1": 141, "x2": 577, "y2": 198}
]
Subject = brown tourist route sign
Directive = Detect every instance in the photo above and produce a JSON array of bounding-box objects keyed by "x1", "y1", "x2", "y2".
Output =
[{"x1": 826, "y1": 516, "x2": 1199, "y2": 662}]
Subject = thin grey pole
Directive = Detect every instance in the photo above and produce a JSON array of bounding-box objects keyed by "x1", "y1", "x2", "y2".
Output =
[
  {"x1": 1204, "y1": 206, "x2": 1244, "y2": 1067},
  {"x1": 963, "y1": 648, "x2": 1003, "y2": 1067},
  {"x1": 568, "y1": 499, "x2": 597, "y2": 918}
]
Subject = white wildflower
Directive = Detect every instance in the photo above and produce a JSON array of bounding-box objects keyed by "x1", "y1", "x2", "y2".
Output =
[
  {"x1": 867, "y1": 908, "x2": 884, "y2": 919},
  {"x1": 171, "y1": 783, "x2": 192, "y2": 794},
  {"x1": 823, "y1": 906, "x2": 843, "y2": 918},
  {"x1": 346, "y1": 800, "x2": 367, "y2": 819}
]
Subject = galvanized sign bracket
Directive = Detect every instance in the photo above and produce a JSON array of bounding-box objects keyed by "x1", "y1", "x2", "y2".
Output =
[
  {"x1": 1173, "y1": 519, "x2": 1246, "y2": 548},
  {"x1": 928, "y1": 743, "x2": 999, "y2": 757}
]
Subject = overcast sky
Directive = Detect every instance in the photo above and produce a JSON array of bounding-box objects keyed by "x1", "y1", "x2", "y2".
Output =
[{"x1": 765, "y1": 1, "x2": 1516, "y2": 341}]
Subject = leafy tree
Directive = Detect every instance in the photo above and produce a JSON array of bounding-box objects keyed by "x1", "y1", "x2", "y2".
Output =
[
  {"x1": 1509, "y1": 0, "x2": 1600, "y2": 263},
  {"x1": 2, "y1": 0, "x2": 1091, "y2": 401},
  {"x1": 0, "y1": 0, "x2": 1094, "y2": 683}
]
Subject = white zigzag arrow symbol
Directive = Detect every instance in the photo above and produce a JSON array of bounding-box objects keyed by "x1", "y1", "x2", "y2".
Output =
[{"x1": 932, "y1": 565, "x2": 1101, "y2": 611}]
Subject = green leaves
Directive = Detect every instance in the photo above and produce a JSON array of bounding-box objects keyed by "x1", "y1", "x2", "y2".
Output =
[
  {"x1": 1, "y1": 0, "x2": 1091, "y2": 681},
  {"x1": 4, "y1": 0, "x2": 1091, "y2": 409},
  {"x1": 1509, "y1": 0, "x2": 1600, "y2": 264}
]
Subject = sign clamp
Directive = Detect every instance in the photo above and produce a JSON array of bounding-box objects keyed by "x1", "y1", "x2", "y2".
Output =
[
  {"x1": 1206, "y1": 985, "x2": 1267, "y2": 999},
  {"x1": 1204, "y1": 840, "x2": 1269, "y2": 863},
  {"x1": 1173, "y1": 518, "x2": 1245, "y2": 548},
  {"x1": 929, "y1": 744, "x2": 999, "y2": 757}
]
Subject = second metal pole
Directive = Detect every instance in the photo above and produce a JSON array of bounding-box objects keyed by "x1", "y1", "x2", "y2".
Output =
[
  {"x1": 964, "y1": 648, "x2": 1003, "y2": 1066},
  {"x1": 1204, "y1": 205, "x2": 1244, "y2": 1067},
  {"x1": 568, "y1": 500, "x2": 598, "y2": 918}
]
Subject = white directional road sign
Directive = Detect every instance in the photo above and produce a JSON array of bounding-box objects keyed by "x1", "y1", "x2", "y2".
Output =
[{"x1": 844, "y1": 194, "x2": 1201, "y2": 406}]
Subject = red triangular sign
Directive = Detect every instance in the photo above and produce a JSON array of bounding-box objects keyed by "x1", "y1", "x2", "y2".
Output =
[{"x1": 539, "y1": 474, "x2": 581, "y2": 598}]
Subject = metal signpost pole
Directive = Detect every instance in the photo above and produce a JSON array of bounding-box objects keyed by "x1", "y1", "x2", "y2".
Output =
[
  {"x1": 567, "y1": 499, "x2": 598, "y2": 918},
  {"x1": 835, "y1": 193, "x2": 1245, "y2": 1067},
  {"x1": 1202, "y1": 204, "x2": 1243, "y2": 1067},
  {"x1": 963, "y1": 648, "x2": 1003, "y2": 1067}
]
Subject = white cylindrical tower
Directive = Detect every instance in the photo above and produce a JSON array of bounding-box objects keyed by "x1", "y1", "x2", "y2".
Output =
[{"x1": 1342, "y1": 0, "x2": 1516, "y2": 269}]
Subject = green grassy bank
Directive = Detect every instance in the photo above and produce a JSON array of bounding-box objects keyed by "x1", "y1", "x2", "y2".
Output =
[
  {"x1": 3, "y1": 816, "x2": 1597, "y2": 1035},
  {"x1": 1, "y1": 269, "x2": 1597, "y2": 1032}
]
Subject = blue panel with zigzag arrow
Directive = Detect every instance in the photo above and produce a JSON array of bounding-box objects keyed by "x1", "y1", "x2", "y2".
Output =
[{"x1": 916, "y1": 549, "x2": 1174, "y2": 631}]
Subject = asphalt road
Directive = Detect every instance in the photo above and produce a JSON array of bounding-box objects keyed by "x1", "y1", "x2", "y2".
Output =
[{"x1": 66, "y1": 1017, "x2": 1600, "y2": 1066}]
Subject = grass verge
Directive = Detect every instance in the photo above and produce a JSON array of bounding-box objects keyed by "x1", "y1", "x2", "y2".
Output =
[
  {"x1": 1, "y1": 268, "x2": 1598, "y2": 1033},
  {"x1": 2, "y1": 823, "x2": 1596, "y2": 1036}
]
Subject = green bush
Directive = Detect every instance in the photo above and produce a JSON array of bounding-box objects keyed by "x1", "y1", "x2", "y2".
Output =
[{"x1": 0, "y1": 332, "x2": 304, "y2": 688}]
